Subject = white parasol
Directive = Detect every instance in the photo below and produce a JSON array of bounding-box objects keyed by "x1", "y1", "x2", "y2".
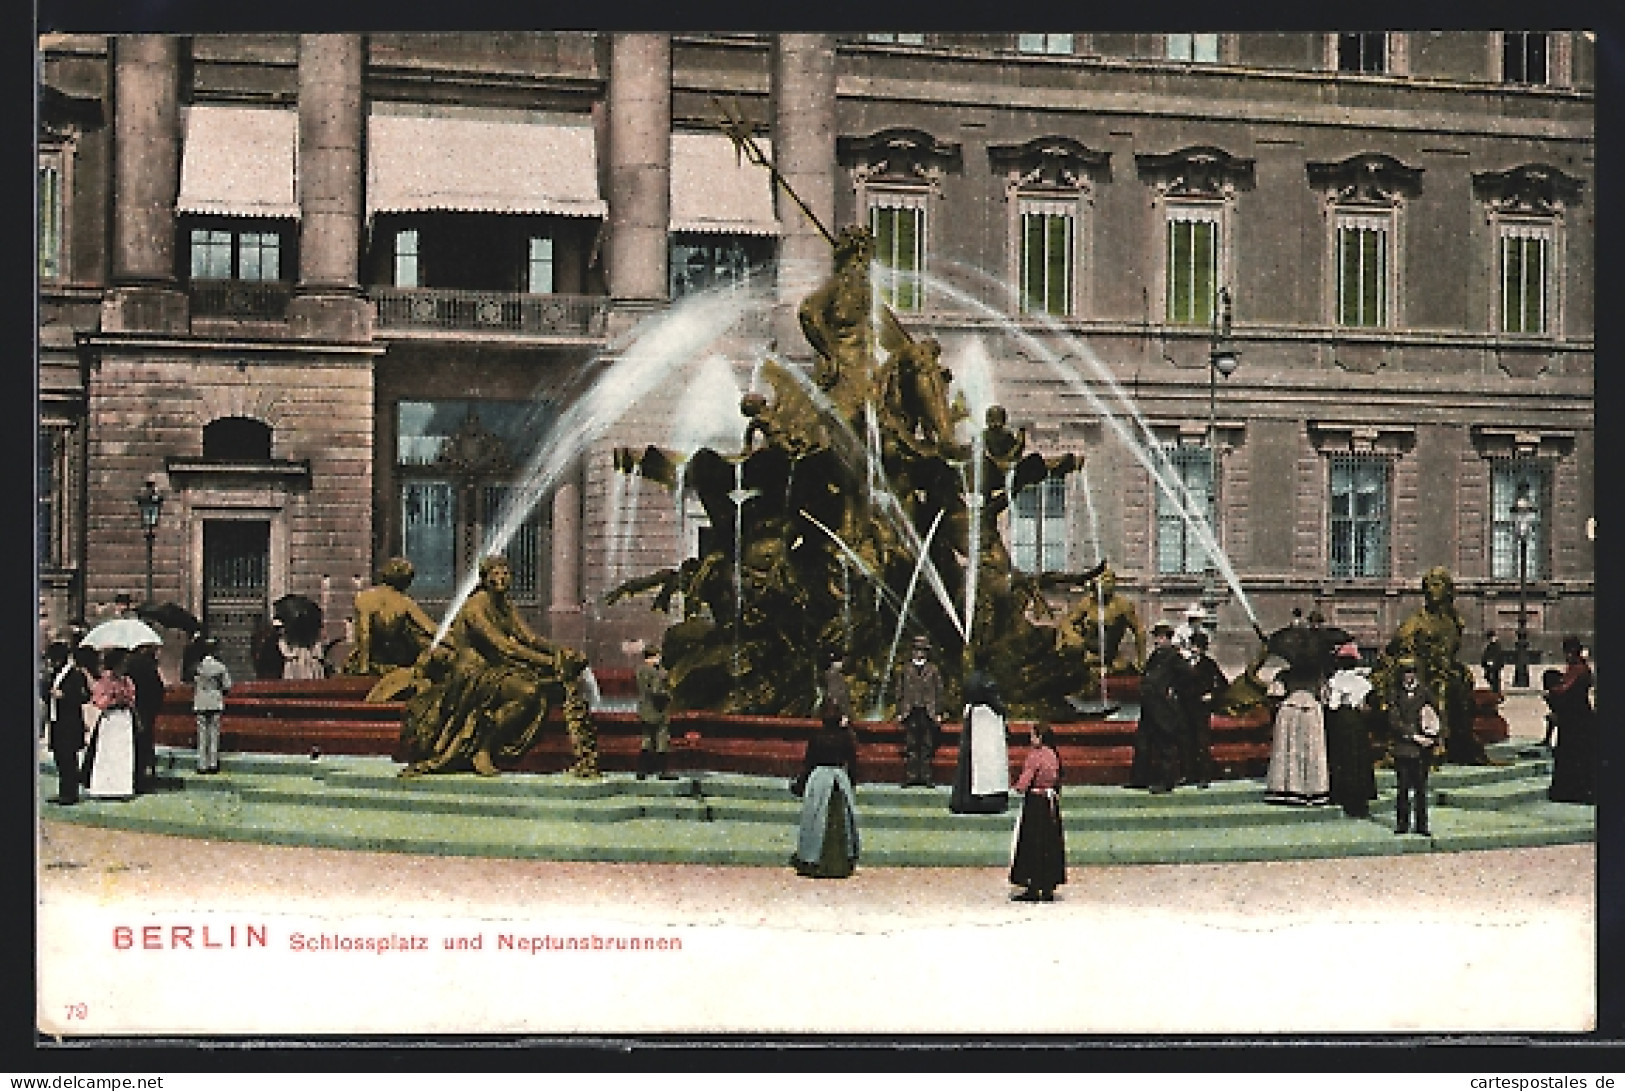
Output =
[{"x1": 82, "y1": 617, "x2": 165, "y2": 650}]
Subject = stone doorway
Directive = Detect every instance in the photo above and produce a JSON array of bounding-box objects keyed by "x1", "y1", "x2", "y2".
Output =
[{"x1": 202, "y1": 519, "x2": 269, "y2": 681}]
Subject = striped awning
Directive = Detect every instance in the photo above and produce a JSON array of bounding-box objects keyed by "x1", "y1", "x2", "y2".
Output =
[
  {"x1": 177, "y1": 106, "x2": 300, "y2": 219},
  {"x1": 367, "y1": 107, "x2": 607, "y2": 219},
  {"x1": 669, "y1": 131, "x2": 780, "y2": 236}
]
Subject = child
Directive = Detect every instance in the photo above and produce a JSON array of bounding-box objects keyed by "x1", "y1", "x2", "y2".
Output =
[
  {"x1": 1387, "y1": 660, "x2": 1440, "y2": 836},
  {"x1": 192, "y1": 639, "x2": 233, "y2": 774}
]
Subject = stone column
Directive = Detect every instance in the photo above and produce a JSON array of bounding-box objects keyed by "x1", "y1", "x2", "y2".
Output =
[
  {"x1": 105, "y1": 34, "x2": 187, "y2": 332},
  {"x1": 549, "y1": 467, "x2": 586, "y2": 648},
  {"x1": 605, "y1": 33, "x2": 672, "y2": 317},
  {"x1": 772, "y1": 34, "x2": 838, "y2": 355},
  {"x1": 288, "y1": 34, "x2": 371, "y2": 340}
]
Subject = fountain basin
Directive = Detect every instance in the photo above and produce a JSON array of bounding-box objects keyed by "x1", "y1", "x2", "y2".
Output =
[{"x1": 154, "y1": 676, "x2": 1508, "y2": 785}]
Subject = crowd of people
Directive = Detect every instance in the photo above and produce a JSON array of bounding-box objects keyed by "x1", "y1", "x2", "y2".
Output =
[
  {"x1": 39, "y1": 595, "x2": 235, "y2": 803},
  {"x1": 782, "y1": 613, "x2": 1596, "y2": 894},
  {"x1": 40, "y1": 571, "x2": 1594, "y2": 901}
]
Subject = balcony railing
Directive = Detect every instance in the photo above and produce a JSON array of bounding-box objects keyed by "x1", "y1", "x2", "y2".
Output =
[
  {"x1": 189, "y1": 279, "x2": 293, "y2": 319},
  {"x1": 371, "y1": 288, "x2": 608, "y2": 337}
]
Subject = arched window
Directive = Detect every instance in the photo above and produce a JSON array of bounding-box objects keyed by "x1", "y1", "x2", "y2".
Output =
[{"x1": 202, "y1": 417, "x2": 272, "y2": 461}]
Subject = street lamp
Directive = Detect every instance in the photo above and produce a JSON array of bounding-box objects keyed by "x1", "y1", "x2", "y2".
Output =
[
  {"x1": 1511, "y1": 490, "x2": 1537, "y2": 688},
  {"x1": 135, "y1": 479, "x2": 164, "y2": 604},
  {"x1": 1203, "y1": 287, "x2": 1239, "y2": 627}
]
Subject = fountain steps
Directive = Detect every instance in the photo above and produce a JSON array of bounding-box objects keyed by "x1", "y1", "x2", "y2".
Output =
[
  {"x1": 38, "y1": 742, "x2": 1589, "y2": 867},
  {"x1": 149, "y1": 678, "x2": 1508, "y2": 787}
]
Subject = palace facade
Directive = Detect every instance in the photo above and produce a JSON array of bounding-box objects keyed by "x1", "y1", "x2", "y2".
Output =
[{"x1": 38, "y1": 31, "x2": 1594, "y2": 678}]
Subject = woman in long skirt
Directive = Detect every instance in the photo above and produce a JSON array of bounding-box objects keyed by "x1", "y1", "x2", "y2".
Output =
[
  {"x1": 1009, "y1": 722, "x2": 1066, "y2": 902},
  {"x1": 1323, "y1": 644, "x2": 1377, "y2": 818},
  {"x1": 950, "y1": 670, "x2": 1010, "y2": 814},
  {"x1": 789, "y1": 701, "x2": 861, "y2": 878},
  {"x1": 83, "y1": 647, "x2": 138, "y2": 800},
  {"x1": 1264, "y1": 664, "x2": 1331, "y2": 806},
  {"x1": 1546, "y1": 637, "x2": 1596, "y2": 805}
]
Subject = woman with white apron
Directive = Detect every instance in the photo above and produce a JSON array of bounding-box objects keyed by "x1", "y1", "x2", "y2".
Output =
[{"x1": 83, "y1": 647, "x2": 138, "y2": 800}]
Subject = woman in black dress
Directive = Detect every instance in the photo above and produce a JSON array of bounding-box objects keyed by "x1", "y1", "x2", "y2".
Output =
[
  {"x1": 1545, "y1": 637, "x2": 1596, "y2": 805},
  {"x1": 789, "y1": 700, "x2": 861, "y2": 878}
]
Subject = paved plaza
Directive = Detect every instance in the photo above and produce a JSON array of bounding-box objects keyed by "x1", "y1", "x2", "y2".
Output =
[{"x1": 35, "y1": 687, "x2": 1597, "y2": 1037}]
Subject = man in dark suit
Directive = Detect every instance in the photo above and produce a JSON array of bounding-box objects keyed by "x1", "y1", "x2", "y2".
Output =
[
  {"x1": 895, "y1": 636, "x2": 944, "y2": 787},
  {"x1": 48, "y1": 645, "x2": 98, "y2": 805},
  {"x1": 1480, "y1": 630, "x2": 1506, "y2": 695},
  {"x1": 1176, "y1": 630, "x2": 1228, "y2": 788},
  {"x1": 127, "y1": 646, "x2": 166, "y2": 792},
  {"x1": 1140, "y1": 621, "x2": 1186, "y2": 794}
]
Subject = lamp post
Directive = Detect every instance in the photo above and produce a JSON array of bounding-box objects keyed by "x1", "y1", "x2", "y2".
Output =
[
  {"x1": 1203, "y1": 287, "x2": 1239, "y2": 628},
  {"x1": 1511, "y1": 491, "x2": 1536, "y2": 688},
  {"x1": 135, "y1": 479, "x2": 164, "y2": 604}
]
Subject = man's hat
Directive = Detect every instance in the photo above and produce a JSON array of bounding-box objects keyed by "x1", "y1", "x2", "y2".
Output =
[
  {"x1": 912, "y1": 635, "x2": 932, "y2": 651},
  {"x1": 1189, "y1": 630, "x2": 1210, "y2": 648},
  {"x1": 1151, "y1": 620, "x2": 1175, "y2": 636},
  {"x1": 1397, "y1": 656, "x2": 1418, "y2": 671}
]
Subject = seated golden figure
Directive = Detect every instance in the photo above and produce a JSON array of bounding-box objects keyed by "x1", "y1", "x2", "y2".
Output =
[
  {"x1": 344, "y1": 557, "x2": 438, "y2": 677},
  {"x1": 399, "y1": 555, "x2": 597, "y2": 778}
]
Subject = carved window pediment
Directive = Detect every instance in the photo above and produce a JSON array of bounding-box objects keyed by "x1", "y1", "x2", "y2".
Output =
[
  {"x1": 1307, "y1": 153, "x2": 1424, "y2": 206},
  {"x1": 839, "y1": 127, "x2": 962, "y2": 192},
  {"x1": 1135, "y1": 145, "x2": 1255, "y2": 198},
  {"x1": 1469, "y1": 425, "x2": 1574, "y2": 459},
  {"x1": 1472, "y1": 163, "x2": 1586, "y2": 216},
  {"x1": 988, "y1": 136, "x2": 1111, "y2": 195},
  {"x1": 1309, "y1": 421, "x2": 1415, "y2": 456}
]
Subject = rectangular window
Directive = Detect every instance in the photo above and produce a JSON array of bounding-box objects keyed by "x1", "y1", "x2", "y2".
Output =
[
  {"x1": 38, "y1": 429, "x2": 58, "y2": 566},
  {"x1": 39, "y1": 160, "x2": 63, "y2": 281},
  {"x1": 1328, "y1": 454, "x2": 1390, "y2": 578},
  {"x1": 188, "y1": 225, "x2": 287, "y2": 281},
  {"x1": 190, "y1": 229, "x2": 234, "y2": 279},
  {"x1": 1166, "y1": 210, "x2": 1218, "y2": 326},
  {"x1": 1500, "y1": 226, "x2": 1549, "y2": 334},
  {"x1": 401, "y1": 480, "x2": 457, "y2": 598},
  {"x1": 1504, "y1": 31, "x2": 1549, "y2": 84},
  {"x1": 669, "y1": 234, "x2": 769, "y2": 299},
  {"x1": 394, "y1": 228, "x2": 420, "y2": 289},
  {"x1": 1156, "y1": 447, "x2": 1216, "y2": 575},
  {"x1": 238, "y1": 231, "x2": 281, "y2": 281},
  {"x1": 527, "y1": 236, "x2": 554, "y2": 295},
  {"x1": 1019, "y1": 199, "x2": 1075, "y2": 317},
  {"x1": 1012, "y1": 475, "x2": 1067, "y2": 574},
  {"x1": 1338, "y1": 32, "x2": 1387, "y2": 73},
  {"x1": 1490, "y1": 460, "x2": 1550, "y2": 580},
  {"x1": 1017, "y1": 34, "x2": 1074, "y2": 55},
  {"x1": 867, "y1": 32, "x2": 924, "y2": 44},
  {"x1": 870, "y1": 194, "x2": 927, "y2": 312},
  {"x1": 1167, "y1": 33, "x2": 1219, "y2": 62},
  {"x1": 1336, "y1": 214, "x2": 1389, "y2": 327}
]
